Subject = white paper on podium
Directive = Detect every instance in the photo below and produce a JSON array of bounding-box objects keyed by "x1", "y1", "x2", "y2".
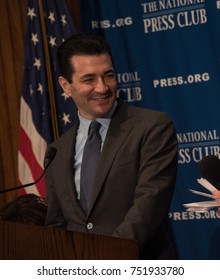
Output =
[
  {"x1": 183, "y1": 200, "x2": 220, "y2": 213},
  {"x1": 189, "y1": 189, "x2": 215, "y2": 199},
  {"x1": 185, "y1": 207, "x2": 211, "y2": 213},
  {"x1": 197, "y1": 178, "x2": 218, "y2": 192},
  {"x1": 183, "y1": 200, "x2": 220, "y2": 208},
  {"x1": 182, "y1": 178, "x2": 220, "y2": 213}
]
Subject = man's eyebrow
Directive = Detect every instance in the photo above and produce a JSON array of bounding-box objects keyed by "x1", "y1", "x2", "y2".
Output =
[
  {"x1": 80, "y1": 70, "x2": 115, "y2": 80},
  {"x1": 104, "y1": 69, "x2": 115, "y2": 74},
  {"x1": 80, "y1": 73, "x2": 95, "y2": 80}
]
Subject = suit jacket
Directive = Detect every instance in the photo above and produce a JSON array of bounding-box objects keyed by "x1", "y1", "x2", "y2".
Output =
[{"x1": 45, "y1": 101, "x2": 178, "y2": 259}]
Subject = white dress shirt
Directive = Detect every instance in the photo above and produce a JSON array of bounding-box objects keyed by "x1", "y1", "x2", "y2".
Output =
[{"x1": 73, "y1": 102, "x2": 118, "y2": 199}]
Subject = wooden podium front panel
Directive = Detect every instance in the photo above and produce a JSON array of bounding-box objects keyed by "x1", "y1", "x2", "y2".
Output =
[{"x1": 0, "y1": 221, "x2": 139, "y2": 260}]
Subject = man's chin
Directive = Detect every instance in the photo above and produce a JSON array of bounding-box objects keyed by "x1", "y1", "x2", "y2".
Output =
[{"x1": 93, "y1": 104, "x2": 112, "y2": 117}]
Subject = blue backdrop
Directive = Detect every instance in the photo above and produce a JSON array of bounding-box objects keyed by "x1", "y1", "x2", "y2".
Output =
[{"x1": 80, "y1": 0, "x2": 220, "y2": 259}]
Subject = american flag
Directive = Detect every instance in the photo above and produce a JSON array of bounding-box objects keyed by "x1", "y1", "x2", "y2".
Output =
[{"x1": 18, "y1": 0, "x2": 78, "y2": 198}]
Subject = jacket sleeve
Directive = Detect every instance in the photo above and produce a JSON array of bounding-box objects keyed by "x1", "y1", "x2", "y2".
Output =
[{"x1": 112, "y1": 113, "x2": 178, "y2": 254}]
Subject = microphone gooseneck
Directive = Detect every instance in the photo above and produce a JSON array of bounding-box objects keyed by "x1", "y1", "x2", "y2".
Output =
[
  {"x1": 0, "y1": 147, "x2": 57, "y2": 194},
  {"x1": 44, "y1": 147, "x2": 57, "y2": 169}
]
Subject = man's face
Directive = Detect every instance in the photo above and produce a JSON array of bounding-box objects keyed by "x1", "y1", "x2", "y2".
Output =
[{"x1": 59, "y1": 54, "x2": 117, "y2": 120}]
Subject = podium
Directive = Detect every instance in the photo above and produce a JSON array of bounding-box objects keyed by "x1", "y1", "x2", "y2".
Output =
[{"x1": 0, "y1": 221, "x2": 139, "y2": 259}]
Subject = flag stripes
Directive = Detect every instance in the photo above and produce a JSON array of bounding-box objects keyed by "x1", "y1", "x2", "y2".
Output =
[{"x1": 18, "y1": 0, "x2": 78, "y2": 197}]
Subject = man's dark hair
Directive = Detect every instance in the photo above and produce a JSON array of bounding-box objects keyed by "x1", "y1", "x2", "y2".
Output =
[{"x1": 57, "y1": 33, "x2": 113, "y2": 83}]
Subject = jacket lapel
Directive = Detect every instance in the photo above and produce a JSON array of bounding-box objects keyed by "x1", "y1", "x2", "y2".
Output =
[
  {"x1": 88, "y1": 102, "x2": 133, "y2": 214},
  {"x1": 62, "y1": 121, "x2": 87, "y2": 216}
]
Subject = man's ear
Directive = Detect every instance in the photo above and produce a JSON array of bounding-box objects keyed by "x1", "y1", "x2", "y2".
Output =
[{"x1": 58, "y1": 76, "x2": 71, "y2": 97}]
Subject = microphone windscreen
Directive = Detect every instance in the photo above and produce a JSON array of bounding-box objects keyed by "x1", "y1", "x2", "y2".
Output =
[
  {"x1": 199, "y1": 155, "x2": 220, "y2": 189},
  {"x1": 44, "y1": 147, "x2": 57, "y2": 168}
]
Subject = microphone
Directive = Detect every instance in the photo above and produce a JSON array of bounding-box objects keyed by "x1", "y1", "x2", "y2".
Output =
[
  {"x1": 0, "y1": 147, "x2": 57, "y2": 194},
  {"x1": 199, "y1": 155, "x2": 220, "y2": 190}
]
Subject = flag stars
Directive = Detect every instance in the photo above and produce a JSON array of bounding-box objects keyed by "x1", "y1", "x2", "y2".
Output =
[
  {"x1": 49, "y1": 36, "x2": 57, "y2": 47},
  {"x1": 31, "y1": 33, "x2": 39, "y2": 46},
  {"x1": 37, "y1": 83, "x2": 43, "y2": 95},
  {"x1": 48, "y1": 11, "x2": 55, "y2": 23},
  {"x1": 61, "y1": 91, "x2": 70, "y2": 101},
  {"x1": 61, "y1": 15, "x2": 67, "y2": 26},
  {"x1": 62, "y1": 112, "x2": 71, "y2": 125},
  {"x1": 33, "y1": 57, "x2": 41, "y2": 70},
  {"x1": 27, "y1": 7, "x2": 36, "y2": 20},
  {"x1": 29, "y1": 84, "x2": 34, "y2": 96}
]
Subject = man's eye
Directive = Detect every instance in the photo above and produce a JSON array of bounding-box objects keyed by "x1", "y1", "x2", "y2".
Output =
[
  {"x1": 82, "y1": 78, "x2": 94, "y2": 83},
  {"x1": 105, "y1": 73, "x2": 115, "y2": 79}
]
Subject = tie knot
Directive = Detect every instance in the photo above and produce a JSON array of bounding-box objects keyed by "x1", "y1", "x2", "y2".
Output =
[{"x1": 90, "y1": 121, "x2": 101, "y2": 133}]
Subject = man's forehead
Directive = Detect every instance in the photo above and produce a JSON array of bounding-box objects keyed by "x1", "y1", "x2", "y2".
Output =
[{"x1": 71, "y1": 54, "x2": 114, "y2": 73}]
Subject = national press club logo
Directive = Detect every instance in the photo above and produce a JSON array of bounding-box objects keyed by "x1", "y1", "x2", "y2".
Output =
[{"x1": 141, "y1": 0, "x2": 207, "y2": 33}]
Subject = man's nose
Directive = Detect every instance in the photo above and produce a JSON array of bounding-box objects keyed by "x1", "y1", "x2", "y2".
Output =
[{"x1": 95, "y1": 78, "x2": 108, "y2": 93}]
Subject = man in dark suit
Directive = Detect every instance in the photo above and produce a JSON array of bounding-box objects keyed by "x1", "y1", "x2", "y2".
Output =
[{"x1": 44, "y1": 33, "x2": 178, "y2": 259}]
